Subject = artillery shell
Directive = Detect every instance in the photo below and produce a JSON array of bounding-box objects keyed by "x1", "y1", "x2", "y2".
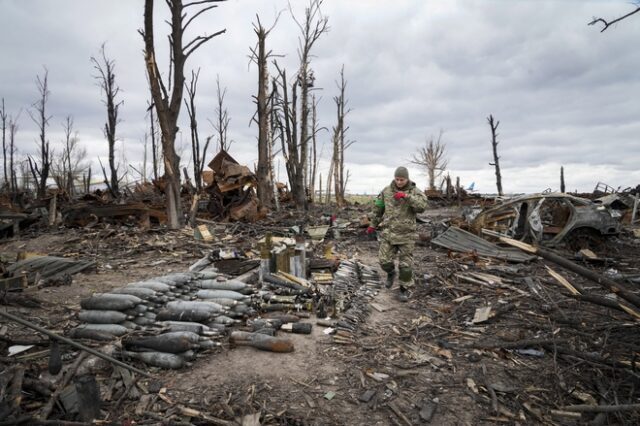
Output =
[
  {"x1": 75, "y1": 323, "x2": 129, "y2": 336},
  {"x1": 230, "y1": 331, "x2": 294, "y2": 353},
  {"x1": 195, "y1": 289, "x2": 250, "y2": 301},
  {"x1": 121, "y1": 350, "x2": 186, "y2": 369},
  {"x1": 80, "y1": 294, "x2": 142, "y2": 311},
  {"x1": 128, "y1": 281, "x2": 173, "y2": 293},
  {"x1": 123, "y1": 331, "x2": 199, "y2": 353},
  {"x1": 79, "y1": 310, "x2": 132, "y2": 324},
  {"x1": 281, "y1": 322, "x2": 312, "y2": 334},
  {"x1": 111, "y1": 287, "x2": 157, "y2": 300}
]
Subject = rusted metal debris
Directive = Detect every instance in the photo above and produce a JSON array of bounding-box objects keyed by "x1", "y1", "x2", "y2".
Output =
[
  {"x1": 431, "y1": 226, "x2": 536, "y2": 263},
  {"x1": 63, "y1": 202, "x2": 167, "y2": 228},
  {"x1": 204, "y1": 150, "x2": 264, "y2": 222},
  {"x1": 6, "y1": 256, "x2": 96, "y2": 286},
  {"x1": 466, "y1": 192, "x2": 621, "y2": 248}
]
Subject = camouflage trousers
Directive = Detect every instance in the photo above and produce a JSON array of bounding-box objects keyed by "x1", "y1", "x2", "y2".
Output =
[{"x1": 378, "y1": 239, "x2": 415, "y2": 288}]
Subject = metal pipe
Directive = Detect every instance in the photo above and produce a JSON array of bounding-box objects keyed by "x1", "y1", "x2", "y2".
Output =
[{"x1": 0, "y1": 309, "x2": 152, "y2": 378}]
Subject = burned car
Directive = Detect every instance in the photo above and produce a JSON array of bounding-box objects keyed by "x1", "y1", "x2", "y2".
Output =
[{"x1": 468, "y1": 193, "x2": 621, "y2": 249}]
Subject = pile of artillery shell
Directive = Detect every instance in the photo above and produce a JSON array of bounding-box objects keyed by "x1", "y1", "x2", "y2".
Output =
[
  {"x1": 330, "y1": 261, "x2": 381, "y2": 345},
  {"x1": 70, "y1": 269, "x2": 257, "y2": 369},
  {"x1": 70, "y1": 258, "x2": 381, "y2": 368}
]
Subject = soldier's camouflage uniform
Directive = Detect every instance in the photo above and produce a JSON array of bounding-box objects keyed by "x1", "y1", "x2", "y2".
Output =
[{"x1": 370, "y1": 180, "x2": 428, "y2": 288}]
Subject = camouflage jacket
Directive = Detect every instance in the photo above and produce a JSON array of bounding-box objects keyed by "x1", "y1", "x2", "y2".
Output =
[{"x1": 370, "y1": 180, "x2": 428, "y2": 244}]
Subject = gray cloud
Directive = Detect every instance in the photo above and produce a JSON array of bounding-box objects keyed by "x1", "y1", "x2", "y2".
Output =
[{"x1": 1, "y1": 0, "x2": 640, "y2": 195}]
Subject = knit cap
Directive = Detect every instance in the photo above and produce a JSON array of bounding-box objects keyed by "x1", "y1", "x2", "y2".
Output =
[{"x1": 394, "y1": 166, "x2": 409, "y2": 179}]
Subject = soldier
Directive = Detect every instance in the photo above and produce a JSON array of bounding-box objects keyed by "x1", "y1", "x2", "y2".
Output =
[{"x1": 367, "y1": 166, "x2": 428, "y2": 302}]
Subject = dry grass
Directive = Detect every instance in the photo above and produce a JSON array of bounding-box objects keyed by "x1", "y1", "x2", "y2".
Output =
[{"x1": 345, "y1": 194, "x2": 375, "y2": 205}]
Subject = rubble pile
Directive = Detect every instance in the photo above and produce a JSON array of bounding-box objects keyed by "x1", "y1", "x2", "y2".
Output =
[
  {"x1": 409, "y1": 253, "x2": 640, "y2": 424},
  {"x1": 2, "y1": 185, "x2": 640, "y2": 424},
  {"x1": 203, "y1": 150, "x2": 263, "y2": 222}
]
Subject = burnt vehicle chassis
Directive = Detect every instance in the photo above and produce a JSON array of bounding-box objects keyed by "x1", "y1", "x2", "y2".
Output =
[{"x1": 469, "y1": 193, "x2": 621, "y2": 249}]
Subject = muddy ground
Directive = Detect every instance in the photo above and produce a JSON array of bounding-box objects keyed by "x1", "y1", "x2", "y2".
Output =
[{"x1": 1, "y1": 206, "x2": 640, "y2": 425}]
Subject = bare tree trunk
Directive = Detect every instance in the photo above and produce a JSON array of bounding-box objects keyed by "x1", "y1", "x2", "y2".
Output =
[
  {"x1": 290, "y1": 0, "x2": 328, "y2": 209},
  {"x1": 9, "y1": 116, "x2": 18, "y2": 194},
  {"x1": 28, "y1": 68, "x2": 52, "y2": 199},
  {"x1": 142, "y1": 133, "x2": 148, "y2": 183},
  {"x1": 62, "y1": 116, "x2": 74, "y2": 194},
  {"x1": 331, "y1": 66, "x2": 352, "y2": 207},
  {"x1": 199, "y1": 136, "x2": 211, "y2": 185},
  {"x1": 184, "y1": 69, "x2": 203, "y2": 192},
  {"x1": 84, "y1": 167, "x2": 92, "y2": 193},
  {"x1": 48, "y1": 194, "x2": 57, "y2": 226},
  {"x1": 560, "y1": 166, "x2": 565, "y2": 193},
  {"x1": 1, "y1": 99, "x2": 7, "y2": 188},
  {"x1": 98, "y1": 158, "x2": 115, "y2": 197},
  {"x1": 325, "y1": 160, "x2": 333, "y2": 204},
  {"x1": 92, "y1": 44, "x2": 122, "y2": 196},
  {"x1": 182, "y1": 167, "x2": 194, "y2": 194},
  {"x1": 147, "y1": 100, "x2": 159, "y2": 182},
  {"x1": 140, "y1": 0, "x2": 225, "y2": 229},
  {"x1": 253, "y1": 17, "x2": 274, "y2": 208},
  {"x1": 274, "y1": 65, "x2": 303, "y2": 206},
  {"x1": 269, "y1": 78, "x2": 280, "y2": 212},
  {"x1": 487, "y1": 114, "x2": 503, "y2": 196},
  {"x1": 309, "y1": 94, "x2": 319, "y2": 203},
  {"x1": 213, "y1": 76, "x2": 231, "y2": 152}
]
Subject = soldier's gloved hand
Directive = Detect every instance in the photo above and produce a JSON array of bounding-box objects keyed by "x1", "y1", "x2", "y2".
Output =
[
  {"x1": 366, "y1": 226, "x2": 376, "y2": 234},
  {"x1": 393, "y1": 191, "x2": 407, "y2": 200}
]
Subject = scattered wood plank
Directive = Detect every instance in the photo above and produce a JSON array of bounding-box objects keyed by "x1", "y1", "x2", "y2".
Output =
[
  {"x1": 371, "y1": 302, "x2": 389, "y2": 313},
  {"x1": 500, "y1": 236, "x2": 640, "y2": 309},
  {"x1": 472, "y1": 307, "x2": 492, "y2": 324}
]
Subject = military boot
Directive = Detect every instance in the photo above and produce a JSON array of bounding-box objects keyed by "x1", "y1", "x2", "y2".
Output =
[
  {"x1": 385, "y1": 270, "x2": 395, "y2": 289},
  {"x1": 397, "y1": 286, "x2": 410, "y2": 303}
]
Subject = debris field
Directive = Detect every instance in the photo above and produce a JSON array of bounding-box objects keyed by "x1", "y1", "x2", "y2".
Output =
[{"x1": 1, "y1": 185, "x2": 640, "y2": 425}]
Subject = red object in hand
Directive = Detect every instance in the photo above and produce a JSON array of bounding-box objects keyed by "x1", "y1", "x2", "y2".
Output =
[
  {"x1": 366, "y1": 226, "x2": 376, "y2": 234},
  {"x1": 393, "y1": 192, "x2": 407, "y2": 200}
]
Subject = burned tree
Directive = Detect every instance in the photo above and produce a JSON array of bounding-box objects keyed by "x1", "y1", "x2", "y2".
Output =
[
  {"x1": 8, "y1": 114, "x2": 20, "y2": 193},
  {"x1": 184, "y1": 69, "x2": 210, "y2": 192},
  {"x1": 290, "y1": 0, "x2": 328, "y2": 208},
  {"x1": 52, "y1": 116, "x2": 86, "y2": 194},
  {"x1": 273, "y1": 65, "x2": 304, "y2": 206},
  {"x1": 589, "y1": 5, "x2": 640, "y2": 32},
  {"x1": 487, "y1": 114, "x2": 503, "y2": 196},
  {"x1": 269, "y1": 77, "x2": 282, "y2": 210},
  {"x1": 27, "y1": 68, "x2": 52, "y2": 199},
  {"x1": 212, "y1": 76, "x2": 231, "y2": 153},
  {"x1": 309, "y1": 94, "x2": 323, "y2": 203},
  {"x1": 331, "y1": 67, "x2": 353, "y2": 207},
  {"x1": 250, "y1": 16, "x2": 279, "y2": 209},
  {"x1": 92, "y1": 44, "x2": 122, "y2": 195},
  {"x1": 1, "y1": 98, "x2": 7, "y2": 189},
  {"x1": 140, "y1": 0, "x2": 226, "y2": 229},
  {"x1": 146, "y1": 99, "x2": 160, "y2": 182},
  {"x1": 411, "y1": 130, "x2": 448, "y2": 191},
  {"x1": 560, "y1": 166, "x2": 566, "y2": 193}
]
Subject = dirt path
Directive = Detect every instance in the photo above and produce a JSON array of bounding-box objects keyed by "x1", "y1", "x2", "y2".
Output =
[
  {"x1": 1, "y1": 225, "x2": 479, "y2": 425},
  {"x1": 149, "y1": 244, "x2": 425, "y2": 425}
]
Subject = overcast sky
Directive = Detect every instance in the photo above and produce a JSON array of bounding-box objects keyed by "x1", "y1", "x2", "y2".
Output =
[{"x1": 1, "y1": 0, "x2": 639, "y2": 195}]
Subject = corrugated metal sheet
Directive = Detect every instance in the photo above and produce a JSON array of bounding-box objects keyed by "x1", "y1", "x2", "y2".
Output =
[
  {"x1": 431, "y1": 226, "x2": 536, "y2": 263},
  {"x1": 7, "y1": 256, "x2": 96, "y2": 282}
]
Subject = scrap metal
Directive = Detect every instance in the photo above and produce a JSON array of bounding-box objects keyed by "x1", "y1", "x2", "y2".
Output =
[{"x1": 431, "y1": 226, "x2": 536, "y2": 263}]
